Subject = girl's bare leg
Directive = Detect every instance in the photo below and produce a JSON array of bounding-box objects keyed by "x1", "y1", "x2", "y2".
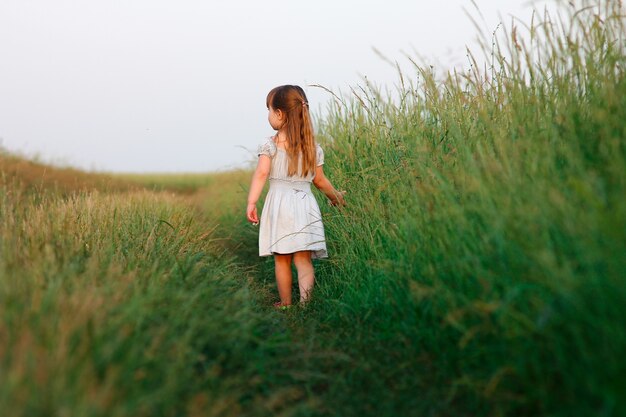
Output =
[
  {"x1": 274, "y1": 253, "x2": 293, "y2": 305},
  {"x1": 293, "y1": 251, "x2": 314, "y2": 303}
]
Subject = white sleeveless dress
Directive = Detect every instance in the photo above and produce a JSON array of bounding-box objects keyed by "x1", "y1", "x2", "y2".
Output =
[{"x1": 257, "y1": 137, "x2": 328, "y2": 259}]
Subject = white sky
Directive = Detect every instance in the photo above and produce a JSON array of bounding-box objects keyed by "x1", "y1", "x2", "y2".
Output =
[{"x1": 0, "y1": 0, "x2": 556, "y2": 172}]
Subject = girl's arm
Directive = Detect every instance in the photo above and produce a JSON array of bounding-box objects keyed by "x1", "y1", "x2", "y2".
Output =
[
  {"x1": 312, "y1": 165, "x2": 346, "y2": 206},
  {"x1": 246, "y1": 155, "x2": 271, "y2": 224}
]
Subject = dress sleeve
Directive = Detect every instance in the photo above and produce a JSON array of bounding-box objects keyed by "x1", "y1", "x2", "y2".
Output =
[
  {"x1": 257, "y1": 138, "x2": 276, "y2": 158},
  {"x1": 316, "y1": 144, "x2": 325, "y2": 166}
]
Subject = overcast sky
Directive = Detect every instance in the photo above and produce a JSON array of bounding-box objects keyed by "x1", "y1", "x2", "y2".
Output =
[{"x1": 0, "y1": 0, "x2": 556, "y2": 172}]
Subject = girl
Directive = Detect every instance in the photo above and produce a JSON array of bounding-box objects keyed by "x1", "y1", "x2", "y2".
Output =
[{"x1": 246, "y1": 85, "x2": 345, "y2": 309}]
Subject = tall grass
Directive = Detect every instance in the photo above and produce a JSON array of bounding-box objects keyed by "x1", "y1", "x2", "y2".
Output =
[
  {"x1": 0, "y1": 174, "x2": 342, "y2": 416},
  {"x1": 250, "y1": 1, "x2": 624, "y2": 415}
]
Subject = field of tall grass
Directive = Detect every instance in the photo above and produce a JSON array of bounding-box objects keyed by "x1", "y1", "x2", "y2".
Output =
[
  {"x1": 295, "y1": 1, "x2": 625, "y2": 415},
  {"x1": 1, "y1": 1, "x2": 624, "y2": 416},
  {"x1": 0, "y1": 169, "x2": 337, "y2": 416}
]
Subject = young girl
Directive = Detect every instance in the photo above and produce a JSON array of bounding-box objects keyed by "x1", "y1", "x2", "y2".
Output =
[{"x1": 246, "y1": 85, "x2": 345, "y2": 308}]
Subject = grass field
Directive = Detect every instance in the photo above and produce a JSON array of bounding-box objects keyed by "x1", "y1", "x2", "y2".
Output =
[{"x1": 1, "y1": 1, "x2": 625, "y2": 416}]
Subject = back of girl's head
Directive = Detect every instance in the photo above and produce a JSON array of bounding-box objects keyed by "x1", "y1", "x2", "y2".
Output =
[
  {"x1": 266, "y1": 85, "x2": 307, "y2": 111},
  {"x1": 266, "y1": 85, "x2": 316, "y2": 177}
]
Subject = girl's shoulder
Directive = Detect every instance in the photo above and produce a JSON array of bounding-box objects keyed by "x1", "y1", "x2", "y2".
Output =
[
  {"x1": 257, "y1": 136, "x2": 278, "y2": 158},
  {"x1": 315, "y1": 142, "x2": 324, "y2": 166}
]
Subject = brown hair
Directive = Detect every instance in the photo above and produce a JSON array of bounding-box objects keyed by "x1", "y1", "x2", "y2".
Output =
[{"x1": 266, "y1": 85, "x2": 316, "y2": 177}]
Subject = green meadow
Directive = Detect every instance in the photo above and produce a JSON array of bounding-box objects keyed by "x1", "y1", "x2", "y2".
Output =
[{"x1": 1, "y1": 2, "x2": 624, "y2": 416}]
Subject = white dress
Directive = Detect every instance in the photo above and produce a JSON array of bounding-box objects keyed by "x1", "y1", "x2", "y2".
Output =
[{"x1": 257, "y1": 137, "x2": 328, "y2": 259}]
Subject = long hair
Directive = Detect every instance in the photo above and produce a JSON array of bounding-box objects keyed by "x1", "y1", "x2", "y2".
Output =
[{"x1": 266, "y1": 85, "x2": 316, "y2": 177}]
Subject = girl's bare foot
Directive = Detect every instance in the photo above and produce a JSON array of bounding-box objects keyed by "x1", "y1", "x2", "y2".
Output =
[{"x1": 273, "y1": 301, "x2": 292, "y2": 310}]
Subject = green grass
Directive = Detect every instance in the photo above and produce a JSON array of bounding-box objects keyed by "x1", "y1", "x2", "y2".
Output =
[
  {"x1": 281, "y1": 2, "x2": 626, "y2": 415},
  {"x1": 1, "y1": 1, "x2": 625, "y2": 416},
  {"x1": 116, "y1": 171, "x2": 252, "y2": 195},
  {"x1": 0, "y1": 181, "x2": 333, "y2": 416}
]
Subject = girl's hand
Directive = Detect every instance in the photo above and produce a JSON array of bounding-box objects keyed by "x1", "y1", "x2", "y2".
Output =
[
  {"x1": 247, "y1": 203, "x2": 259, "y2": 225},
  {"x1": 330, "y1": 190, "x2": 347, "y2": 207}
]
